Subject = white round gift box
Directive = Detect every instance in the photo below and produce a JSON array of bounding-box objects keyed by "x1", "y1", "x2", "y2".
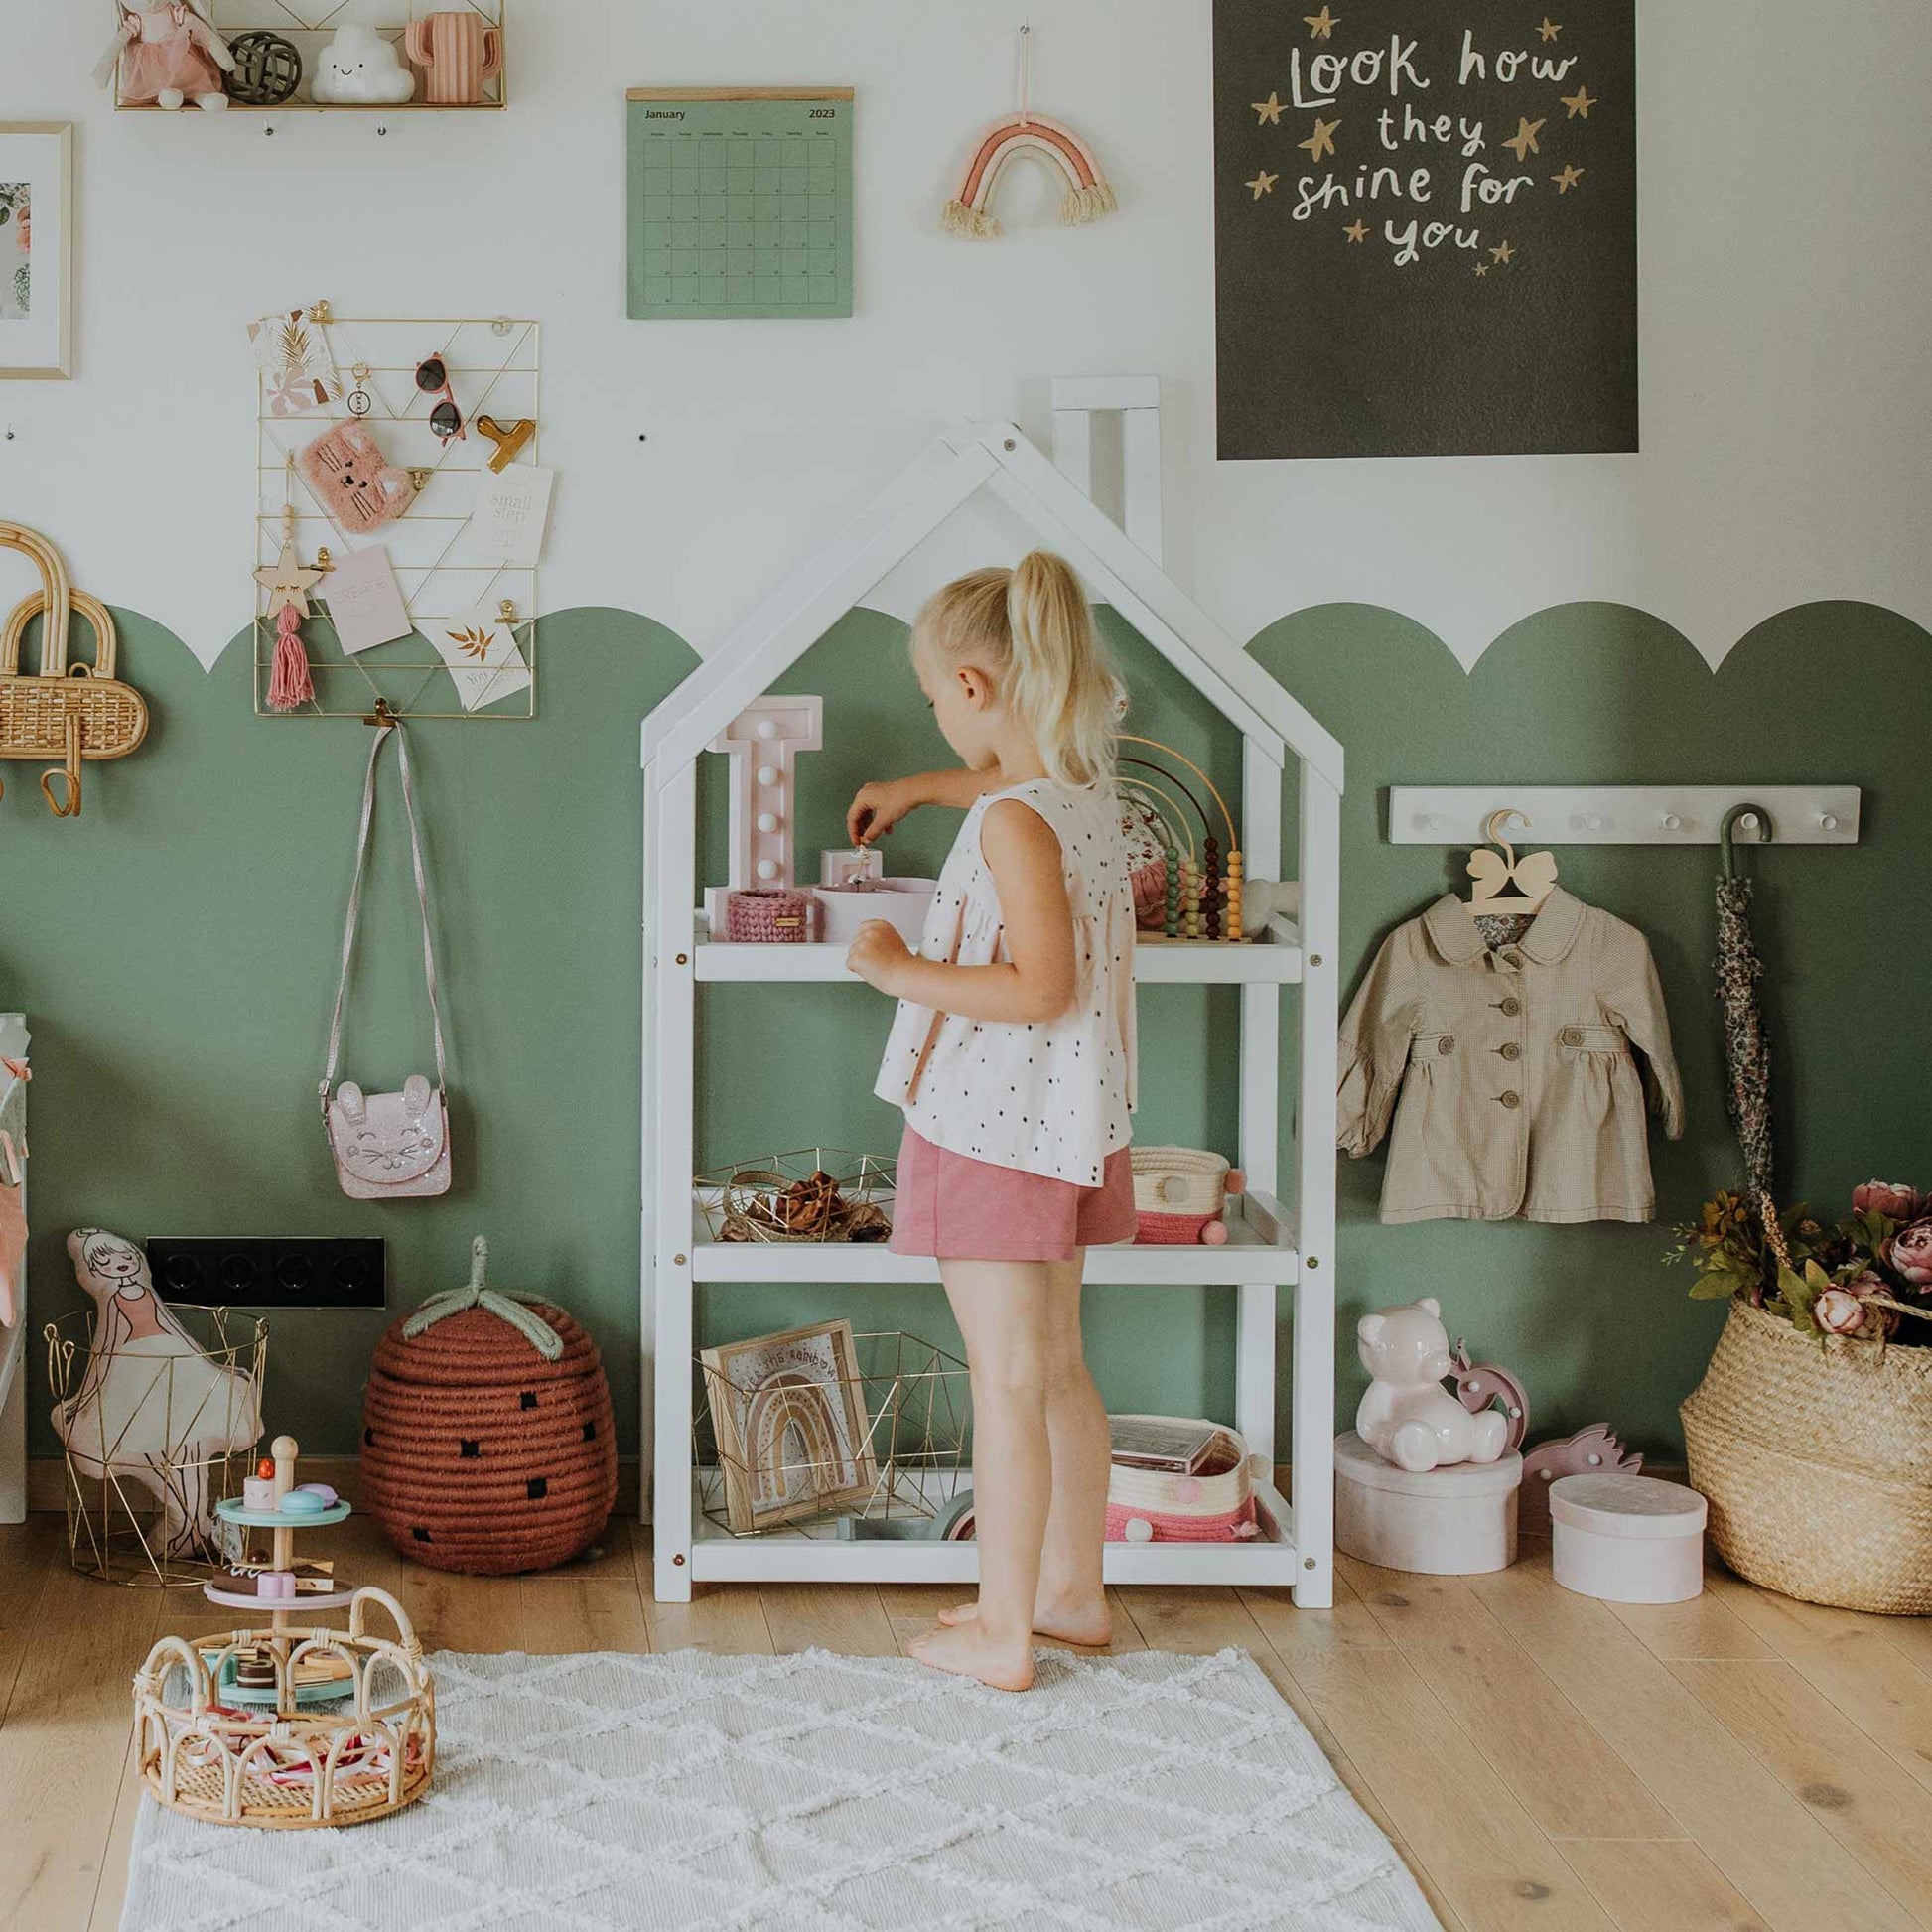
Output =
[
  {"x1": 1333, "y1": 1430, "x2": 1523, "y2": 1576},
  {"x1": 1549, "y1": 1473, "x2": 1709, "y2": 1604}
]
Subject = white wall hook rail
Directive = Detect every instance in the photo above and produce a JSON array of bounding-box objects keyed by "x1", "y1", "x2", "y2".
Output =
[{"x1": 1390, "y1": 786, "x2": 1863, "y2": 847}]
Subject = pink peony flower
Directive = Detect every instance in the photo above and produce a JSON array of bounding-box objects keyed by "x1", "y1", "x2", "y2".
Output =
[
  {"x1": 1854, "y1": 1179, "x2": 1923, "y2": 1221},
  {"x1": 1844, "y1": 1271, "x2": 1902, "y2": 1336},
  {"x1": 1814, "y1": 1287, "x2": 1867, "y2": 1335},
  {"x1": 1886, "y1": 1218, "x2": 1932, "y2": 1287}
]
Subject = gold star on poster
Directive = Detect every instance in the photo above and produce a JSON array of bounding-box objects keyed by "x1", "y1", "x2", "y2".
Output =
[
  {"x1": 1246, "y1": 170, "x2": 1280, "y2": 200},
  {"x1": 1304, "y1": 7, "x2": 1340, "y2": 39},
  {"x1": 254, "y1": 541, "x2": 323, "y2": 620},
  {"x1": 1561, "y1": 85, "x2": 1596, "y2": 119},
  {"x1": 1299, "y1": 116, "x2": 1341, "y2": 162},
  {"x1": 1343, "y1": 218, "x2": 1369, "y2": 243},
  {"x1": 1537, "y1": 18, "x2": 1563, "y2": 42},
  {"x1": 1552, "y1": 163, "x2": 1585, "y2": 194},
  {"x1": 1474, "y1": 261, "x2": 1490, "y2": 276},
  {"x1": 1490, "y1": 238, "x2": 1516, "y2": 265},
  {"x1": 1502, "y1": 117, "x2": 1545, "y2": 161},
  {"x1": 1252, "y1": 91, "x2": 1286, "y2": 125}
]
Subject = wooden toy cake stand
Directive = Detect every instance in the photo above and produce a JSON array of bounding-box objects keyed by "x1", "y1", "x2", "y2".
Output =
[{"x1": 131, "y1": 1435, "x2": 436, "y2": 1828}]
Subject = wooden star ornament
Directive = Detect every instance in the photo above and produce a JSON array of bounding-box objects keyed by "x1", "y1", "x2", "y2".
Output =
[
  {"x1": 1304, "y1": 7, "x2": 1340, "y2": 39},
  {"x1": 1299, "y1": 115, "x2": 1341, "y2": 163},
  {"x1": 1252, "y1": 91, "x2": 1286, "y2": 125},
  {"x1": 255, "y1": 538, "x2": 323, "y2": 620}
]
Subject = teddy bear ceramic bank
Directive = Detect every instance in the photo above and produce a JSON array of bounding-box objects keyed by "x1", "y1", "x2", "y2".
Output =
[
  {"x1": 1337, "y1": 1297, "x2": 1524, "y2": 1575},
  {"x1": 1355, "y1": 1297, "x2": 1509, "y2": 1474}
]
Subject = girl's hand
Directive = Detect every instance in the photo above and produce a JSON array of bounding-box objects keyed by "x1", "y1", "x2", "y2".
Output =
[
  {"x1": 846, "y1": 919, "x2": 913, "y2": 995},
  {"x1": 846, "y1": 778, "x2": 921, "y2": 847}
]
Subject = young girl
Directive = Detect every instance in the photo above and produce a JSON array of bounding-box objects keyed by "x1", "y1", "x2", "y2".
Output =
[{"x1": 845, "y1": 550, "x2": 1137, "y2": 1692}]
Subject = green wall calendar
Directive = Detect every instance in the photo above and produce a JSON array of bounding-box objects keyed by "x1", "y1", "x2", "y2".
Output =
[{"x1": 625, "y1": 88, "x2": 855, "y2": 321}]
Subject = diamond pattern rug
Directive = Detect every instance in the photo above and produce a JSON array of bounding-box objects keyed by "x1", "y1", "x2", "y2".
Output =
[{"x1": 122, "y1": 1646, "x2": 1442, "y2": 1931}]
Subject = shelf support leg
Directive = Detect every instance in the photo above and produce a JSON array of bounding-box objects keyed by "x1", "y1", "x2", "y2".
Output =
[{"x1": 1293, "y1": 763, "x2": 1340, "y2": 1608}]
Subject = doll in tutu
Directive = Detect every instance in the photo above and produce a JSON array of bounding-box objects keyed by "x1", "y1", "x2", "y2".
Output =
[{"x1": 97, "y1": 3, "x2": 235, "y2": 111}]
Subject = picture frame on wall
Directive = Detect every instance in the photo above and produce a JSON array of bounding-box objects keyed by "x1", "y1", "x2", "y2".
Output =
[{"x1": 0, "y1": 124, "x2": 72, "y2": 380}]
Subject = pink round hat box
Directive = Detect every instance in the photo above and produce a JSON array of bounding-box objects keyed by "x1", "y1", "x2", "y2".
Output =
[{"x1": 1550, "y1": 1473, "x2": 1708, "y2": 1604}]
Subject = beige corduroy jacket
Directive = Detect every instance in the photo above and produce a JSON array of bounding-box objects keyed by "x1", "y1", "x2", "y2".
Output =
[{"x1": 1337, "y1": 888, "x2": 1684, "y2": 1224}]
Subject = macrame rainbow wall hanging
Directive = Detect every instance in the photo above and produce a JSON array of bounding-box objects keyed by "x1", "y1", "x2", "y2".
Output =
[{"x1": 942, "y1": 27, "x2": 1116, "y2": 239}]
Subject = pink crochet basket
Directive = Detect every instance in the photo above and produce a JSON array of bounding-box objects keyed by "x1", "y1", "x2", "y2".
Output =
[
  {"x1": 1104, "y1": 1421, "x2": 1259, "y2": 1543},
  {"x1": 1130, "y1": 1147, "x2": 1244, "y2": 1246},
  {"x1": 725, "y1": 888, "x2": 817, "y2": 943}
]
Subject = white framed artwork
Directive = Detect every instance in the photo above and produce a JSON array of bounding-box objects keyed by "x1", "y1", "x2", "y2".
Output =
[{"x1": 0, "y1": 124, "x2": 72, "y2": 380}]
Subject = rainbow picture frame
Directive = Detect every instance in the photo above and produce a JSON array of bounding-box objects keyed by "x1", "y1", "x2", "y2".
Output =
[{"x1": 942, "y1": 111, "x2": 1116, "y2": 240}]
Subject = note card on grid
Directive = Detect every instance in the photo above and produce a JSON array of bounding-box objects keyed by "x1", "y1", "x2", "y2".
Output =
[{"x1": 625, "y1": 88, "x2": 855, "y2": 320}]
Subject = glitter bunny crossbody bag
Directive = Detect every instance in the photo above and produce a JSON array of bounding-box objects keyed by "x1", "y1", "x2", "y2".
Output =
[{"x1": 321, "y1": 722, "x2": 452, "y2": 1199}]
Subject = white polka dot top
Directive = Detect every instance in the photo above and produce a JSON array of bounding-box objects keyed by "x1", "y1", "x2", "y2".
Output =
[{"x1": 875, "y1": 778, "x2": 1138, "y2": 1187}]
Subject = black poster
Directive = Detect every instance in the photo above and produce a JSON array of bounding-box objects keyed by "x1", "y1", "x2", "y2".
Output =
[{"x1": 1214, "y1": 2, "x2": 1637, "y2": 459}]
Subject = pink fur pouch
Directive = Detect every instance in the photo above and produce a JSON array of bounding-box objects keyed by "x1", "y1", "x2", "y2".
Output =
[{"x1": 300, "y1": 422, "x2": 418, "y2": 533}]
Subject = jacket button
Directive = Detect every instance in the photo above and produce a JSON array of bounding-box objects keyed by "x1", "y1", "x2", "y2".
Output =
[
  {"x1": 1498, "y1": 1041, "x2": 1522, "y2": 1061},
  {"x1": 1560, "y1": 1026, "x2": 1584, "y2": 1046},
  {"x1": 1499, "y1": 1090, "x2": 1521, "y2": 1108},
  {"x1": 1499, "y1": 997, "x2": 1522, "y2": 1017},
  {"x1": 1501, "y1": 949, "x2": 1524, "y2": 968},
  {"x1": 1438, "y1": 1035, "x2": 1455, "y2": 1054}
]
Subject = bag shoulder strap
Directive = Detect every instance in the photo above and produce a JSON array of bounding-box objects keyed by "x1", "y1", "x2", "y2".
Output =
[{"x1": 321, "y1": 722, "x2": 447, "y2": 1110}]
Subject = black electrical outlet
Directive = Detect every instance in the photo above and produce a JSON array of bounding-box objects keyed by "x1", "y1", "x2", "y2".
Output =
[{"x1": 145, "y1": 1236, "x2": 386, "y2": 1309}]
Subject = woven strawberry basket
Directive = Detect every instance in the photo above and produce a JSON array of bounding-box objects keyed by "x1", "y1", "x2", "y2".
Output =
[{"x1": 359, "y1": 1239, "x2": 617, "y2": 1575}]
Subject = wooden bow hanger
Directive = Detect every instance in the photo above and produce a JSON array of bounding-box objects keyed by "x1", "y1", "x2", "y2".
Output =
[{"x1": 1465, "y1": 808, "x2": 1559, "y2": 911}]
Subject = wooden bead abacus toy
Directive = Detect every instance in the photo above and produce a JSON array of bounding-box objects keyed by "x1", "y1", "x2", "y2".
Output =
[
  {"x1": 130, "y1": 1434, "x2": 435, "y2": 1828},
  {"x1": 1118, "y1": 734, "x2": 1244, "y2": 942}
]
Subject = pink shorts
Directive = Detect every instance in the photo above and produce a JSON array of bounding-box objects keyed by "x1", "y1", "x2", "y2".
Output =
[{"x1": 889, "y1": 1126, "x2": 1136, "y2": 1262}]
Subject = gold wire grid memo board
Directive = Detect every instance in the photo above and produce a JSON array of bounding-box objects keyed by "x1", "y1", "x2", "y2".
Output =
[{"x1": 253, "y1": 309, "x2": 539, "y2": 721}]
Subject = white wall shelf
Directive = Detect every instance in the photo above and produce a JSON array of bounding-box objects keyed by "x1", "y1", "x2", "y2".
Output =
[{"x1": 642, "y1": 419, "x2": 1341, "y2": 1607}]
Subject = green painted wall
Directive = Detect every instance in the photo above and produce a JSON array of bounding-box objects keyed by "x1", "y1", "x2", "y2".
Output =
[{"x1": 9, "y1": 597, "x2": 1925, "y2": 1463}]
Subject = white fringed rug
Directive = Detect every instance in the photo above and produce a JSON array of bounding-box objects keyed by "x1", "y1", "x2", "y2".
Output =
[{"x1": 123, "y1": 1646, "x2": 1441, "y2": 1932}]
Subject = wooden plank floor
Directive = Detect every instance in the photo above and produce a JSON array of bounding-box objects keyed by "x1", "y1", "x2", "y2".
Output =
[{"x1": 5, "y1": 1515, "x2": 1929, "y2": 1932}]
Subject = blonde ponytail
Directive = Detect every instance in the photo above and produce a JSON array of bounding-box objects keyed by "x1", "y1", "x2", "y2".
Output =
[{"x1": 913, "y1": 550, "x2": 1122, "y2": 788}]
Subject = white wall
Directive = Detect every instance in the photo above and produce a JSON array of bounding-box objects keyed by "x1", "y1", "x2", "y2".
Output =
[{"x1": 4, "y1": 0, "x2": 1928, "y2": 672}]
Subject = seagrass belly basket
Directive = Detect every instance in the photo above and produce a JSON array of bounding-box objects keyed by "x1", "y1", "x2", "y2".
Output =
[
  {"x1": 360, "y1": 1240, "x2": 618, "y2": 1575},
  {"x1": 1, "y1": 520, "x2": 148, "y2": 816},
  {"x1": 1682, "y1": 1295, "x2": 1932, "y2": 1614}
]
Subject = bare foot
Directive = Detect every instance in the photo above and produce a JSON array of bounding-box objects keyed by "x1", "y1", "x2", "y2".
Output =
[
  {"x1": 936, "y1": 1593, "x2": 1112, "y2": 1647},
  {"x1": 908, "y1": 1619, "x2": 1035, "y2": 1692}
]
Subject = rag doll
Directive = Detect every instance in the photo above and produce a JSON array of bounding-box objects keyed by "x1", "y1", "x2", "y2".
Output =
[
  {"x1": 98, "y1": 3, "x2": 235, "y2": 111},
  {"x1": 53, "y1": 1229, "x2": 261, "y2": 1558}
]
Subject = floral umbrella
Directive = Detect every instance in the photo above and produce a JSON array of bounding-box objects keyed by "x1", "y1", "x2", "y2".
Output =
[{"x1": 1714, "y1": 804, "x2": 1788, "y2": 1297}]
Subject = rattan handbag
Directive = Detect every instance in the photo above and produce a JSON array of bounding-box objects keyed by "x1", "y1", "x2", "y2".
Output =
[{"x1": 0, "y1": 521, "x2": 149, "y2": 817}]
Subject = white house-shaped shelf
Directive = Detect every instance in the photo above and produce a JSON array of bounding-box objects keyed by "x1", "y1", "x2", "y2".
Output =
[{"x1": 641, "y1": 418, "x2": 1344, "y2": 1605}]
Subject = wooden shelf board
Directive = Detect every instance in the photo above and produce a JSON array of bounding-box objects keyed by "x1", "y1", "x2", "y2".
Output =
[
  {"x1": 688, "y1": 1477, "x2": 1299, "y2": 1586},
  {"x1": 689, "y1": 917, "x2": 1303, "y2": 985},
  {"x1": 690, "y1": 1189, "x2": 1298, "y2": 1285}
]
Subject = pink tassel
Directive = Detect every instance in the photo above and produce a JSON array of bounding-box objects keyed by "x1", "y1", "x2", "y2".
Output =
[{"x1": 267, "y1": 601, "x2": 314, "y2": 711}]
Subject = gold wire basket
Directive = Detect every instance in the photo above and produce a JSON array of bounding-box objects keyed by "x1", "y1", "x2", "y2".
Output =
[
  {"x1": 693, "y1": 1148, "x2": 897, "y2": 1245},
  {"x1": 45, "y1": 1306, "x2": 267, "y2": 1587},
  {"x1": 694, "y1": 1327, "x2": 969, "y2": 1537}
]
